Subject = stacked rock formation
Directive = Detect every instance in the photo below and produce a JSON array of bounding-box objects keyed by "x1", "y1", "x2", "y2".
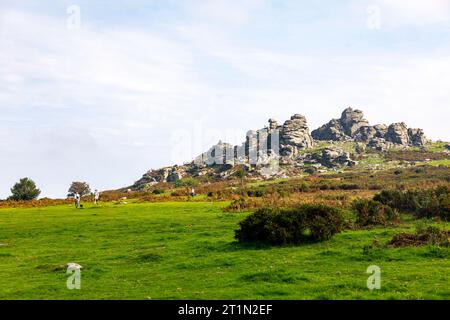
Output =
[
  {"x1": 195, "y1": 114, "x2": 314, "y2": 167},
  {"x1": 280, "y1": 114, "x2": 314, "y2": 157},
  {"x1": 131, "y1": 107, "x2": 429, "y2": 187},
  {"x1": 312, "y1": 107, "x2": 428, "y2": 150},
  {"x1": 312, "y1": 108, "x2": 369, "y2": 141}
]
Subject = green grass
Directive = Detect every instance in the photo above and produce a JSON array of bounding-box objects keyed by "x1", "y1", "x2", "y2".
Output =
[
  {"x1": 425, "y1": 159, "x2": 450, "y2": 167},
  {"x1": 247, "y1": 178, "x2": 291, "y2": 187},
  {"x1": 0, "y1": 202, "x2": 449, "y2": 300},
  {"x1": 428, "y1": 141, "x2": 449, "y2": 153}
]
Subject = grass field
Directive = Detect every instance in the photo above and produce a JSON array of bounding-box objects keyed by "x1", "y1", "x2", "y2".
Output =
[{"x1": 0, "y1": 201, "x2": 449, "y2": 300}]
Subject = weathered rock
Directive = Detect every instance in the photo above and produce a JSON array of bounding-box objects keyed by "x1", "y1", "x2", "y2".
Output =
[
  {"x1": 280, "y1": 114, "x2": 314, "y2": 156},
  {"x1": 373, "y1": 124, "x2": 388, "y2": 137},
  {"x1": 129, "y1": 107, "x2": 430, "y2": 190},
  {"x1": 355, "y1": 124, "x2": 387, "y2": 142},
  {"x1": 195, "y1": 141, "x2": 235, "y2": 166},
  {"x1": 312, "y1": 107, "x2": 368, "y2": 141},
  {"x1": 321, "y1": 148, "x2": 341, "y2": 165},
  {"x1": 340, "y1": 107, "x2": 369, "y2": 136},
  {"x1": 313, "y1": 108, "x2": 427, "y2": 149},
  {"x1": 386, "y1": 123, "x2": 410, "y2": 145},
  {"x1": 311, "y1": 119, "x2": 347, "y2": 141},
  {"x1": 355, "y1": 126, "x2": 377, "y2": 142},
  {"x1": 367, "y1": 138, "x2": 392, "y2": 151},
  {"x1": 408, "y1": 128, "x2": 428, "y2": 146},
  {"x1": 167, "y1": 170, "x2": 183, "y2": 182},
  {"x1": 317, "y1": 148, "x2": 357, "y2": 167},
  {"x1": 268, "y1": 118, "x2": 278, "y2": 130}
]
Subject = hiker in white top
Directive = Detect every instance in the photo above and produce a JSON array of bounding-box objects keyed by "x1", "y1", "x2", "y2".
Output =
[
  {"x1": 94, "y1": 189, "x2": 100, "y2": 205},
  {"x1": 75, "y1": 193, "x2": 80, "y2": 208},
  {"x1": 191, "y1": 187, "x2": 196, "y2": 197}
]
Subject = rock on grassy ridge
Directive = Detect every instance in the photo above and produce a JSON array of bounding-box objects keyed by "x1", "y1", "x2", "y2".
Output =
[
  {"x1": 312, "y1": 107, "x2": 428, "y2": 150},
  {"x1": 129, "y1": 107, "x2": 436, "y2": 189}
]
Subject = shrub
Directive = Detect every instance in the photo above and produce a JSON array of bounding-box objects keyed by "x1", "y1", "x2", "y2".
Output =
[
  {"x1": 8, "y1": 178, "x2": 41, "y2": 201},
  {"x1": 173, "y1": 178, "x2": 198, "y2": 188},
  {"x1": 224, "y1": 198, "x2": 260, "y2": 212},
  {"x1": 339, "y1": 183, "x2": 360, "y2": 190},
  {"x1": 304, "y1": 167, "x2": 317, "y2": 175},
  {"x1": 170, "y1": 190, "x2": 186, "y2": 197},
  {"x1": 374, "y1": 187, "x2": 450, "y2": 221},
  {"x1": 373, "y1": 190, "x2": 407, "y2": 210},
  {"x1": 152, "y1": 189, "x2": 165, "y2": 195},
  {"x1": 247, "y1": 190, "x2": 264, "y2": 197},
  {"x1": 353, "y1": 199, "x2": 399, "y2": 227},
  {"x1": 235, "y1": 204, "x2": 345, "y2": 245},
  {"x1": 389, "y1": 226, "x2": 450, "y2": 248},
  {"x1": 303, "y1": 205, "x2": 345, "y2": 241}
]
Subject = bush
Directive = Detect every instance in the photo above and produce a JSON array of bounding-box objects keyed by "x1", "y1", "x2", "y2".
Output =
[
  {"x1": 247, "y1": 190, "x2": 264, "y2": 197},
  {"x1": 353, "y1": 199, "x2": 399, "y2": 227},
  {"x1": 374, "y1": 187, "x2": 450, "y2": 221},
  {"x1": 235, "y1": 204, "x2": 345, "y2": 245},
  {"x1": 304, "y1": 167, "x2": 317, "y2": 175},
  {"x1": 173, "y1": 178, "x2": 198, "y2": 188},
  {"x1": 223, "y1": 198, "x2": 259, "y2": 212},
  {"x1": 373, "y1": 190, "x2": 407, "y2": 210},
  {"x1": 152, "y1": 189, "x2": 165, "y2": 195},
  {"x1": 389, "y1": 225, "x2": 450, "y2": 248},
  {"x1": 8, "y1": 178, "x2": 41, "y2": 201},
  {"x1": 303, "y1": 205, "x2": 346, "y2": 241}
]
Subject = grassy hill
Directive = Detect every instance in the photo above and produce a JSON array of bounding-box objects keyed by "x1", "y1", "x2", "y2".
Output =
[{"x1": 1, "y1": 201, "x2": 449, "y2": 300}]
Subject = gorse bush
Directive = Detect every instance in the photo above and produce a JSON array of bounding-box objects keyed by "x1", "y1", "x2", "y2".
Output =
[
  {"x1": 173, "y1": 178, "x2": 198, "y2": 188},
  {"x1": 352, "y1": 199, "x2": 399, "y2": 227},
  {"x1": 235, "y1": 204, "x2": 345, "y2": 245},
  {"x1": 374, "y1": 186, "x2": 450, "y2": 221}
]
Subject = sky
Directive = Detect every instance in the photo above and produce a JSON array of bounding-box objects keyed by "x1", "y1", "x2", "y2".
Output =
[{"x1": 1, "y1": 0, "x2": 450, "y2": 199}]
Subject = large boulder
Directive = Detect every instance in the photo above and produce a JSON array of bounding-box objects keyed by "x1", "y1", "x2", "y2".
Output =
[
  {"x1": 355, "y1": 124, "x2": 387, "y2": 142},
  {"x1": 367, "y1": 138, "x2": 393, "y2": 151},
  {"x1": 340, "y1": 107, "x2": 370, "y2": 136},
  {"x1": 386, "y1": 123, "x2": 410, "y2": 146},
  {"x1": 312, "y1": 107, "x2": 369, "y2": 141},
  {"x1": 408, "y1": 128, "x2": 428, "y2": 146},
  {"x1": 313, "y1": 108, "x2": 428, "y2": 149},
  {"x1": 280, "y1": 114, "x2": 314, "y2": 156},
  {"x1": 318, "y1": 147, "x2": 357, "y2": 167},
  {"x1": 311, "y1": 119, "x2": 347, "y2": 141}
]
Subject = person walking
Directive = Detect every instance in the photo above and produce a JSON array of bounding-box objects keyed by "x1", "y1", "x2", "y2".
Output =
[
  {"x1": 191, "y1": 187, "x2": 196, "y2": 197},
  {"x1": 75, "y1": 193, "x2": 80, "y2": 209},
  {"x1": 94, "y1": 189, "x2": 100, "y2": 205}
]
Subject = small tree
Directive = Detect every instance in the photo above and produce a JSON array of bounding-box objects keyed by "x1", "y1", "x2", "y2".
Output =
[
  {"x1": 234, "y1": 168, "x2": 247, "y2": 189},
  {"x1": 9, "y1": 178, "x2": 41, "y2": 201},
  {"x1": 68, "y1": 182, "x2": 91, "y2": 197}
]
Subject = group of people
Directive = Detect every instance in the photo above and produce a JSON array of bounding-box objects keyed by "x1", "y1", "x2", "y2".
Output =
[
  {"x1": 74, "y1": 187, "x2": 195, "y2": 208},
  {"x1": 74, "y1": 189, "x2": 100, "y2": 209}
]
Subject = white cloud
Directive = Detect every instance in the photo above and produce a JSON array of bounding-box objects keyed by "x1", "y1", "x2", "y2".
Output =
[
  {"x1": 181, "y1": 0, "x2": 269, "y2": 26},
  {"x1": 376, "y1": 0, "x2": 450, "y2": 25}
]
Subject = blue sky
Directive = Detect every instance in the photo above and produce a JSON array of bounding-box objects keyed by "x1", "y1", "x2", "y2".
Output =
[{"x1": 1, "y1": 0, "x2": 450, "y2": 198}]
